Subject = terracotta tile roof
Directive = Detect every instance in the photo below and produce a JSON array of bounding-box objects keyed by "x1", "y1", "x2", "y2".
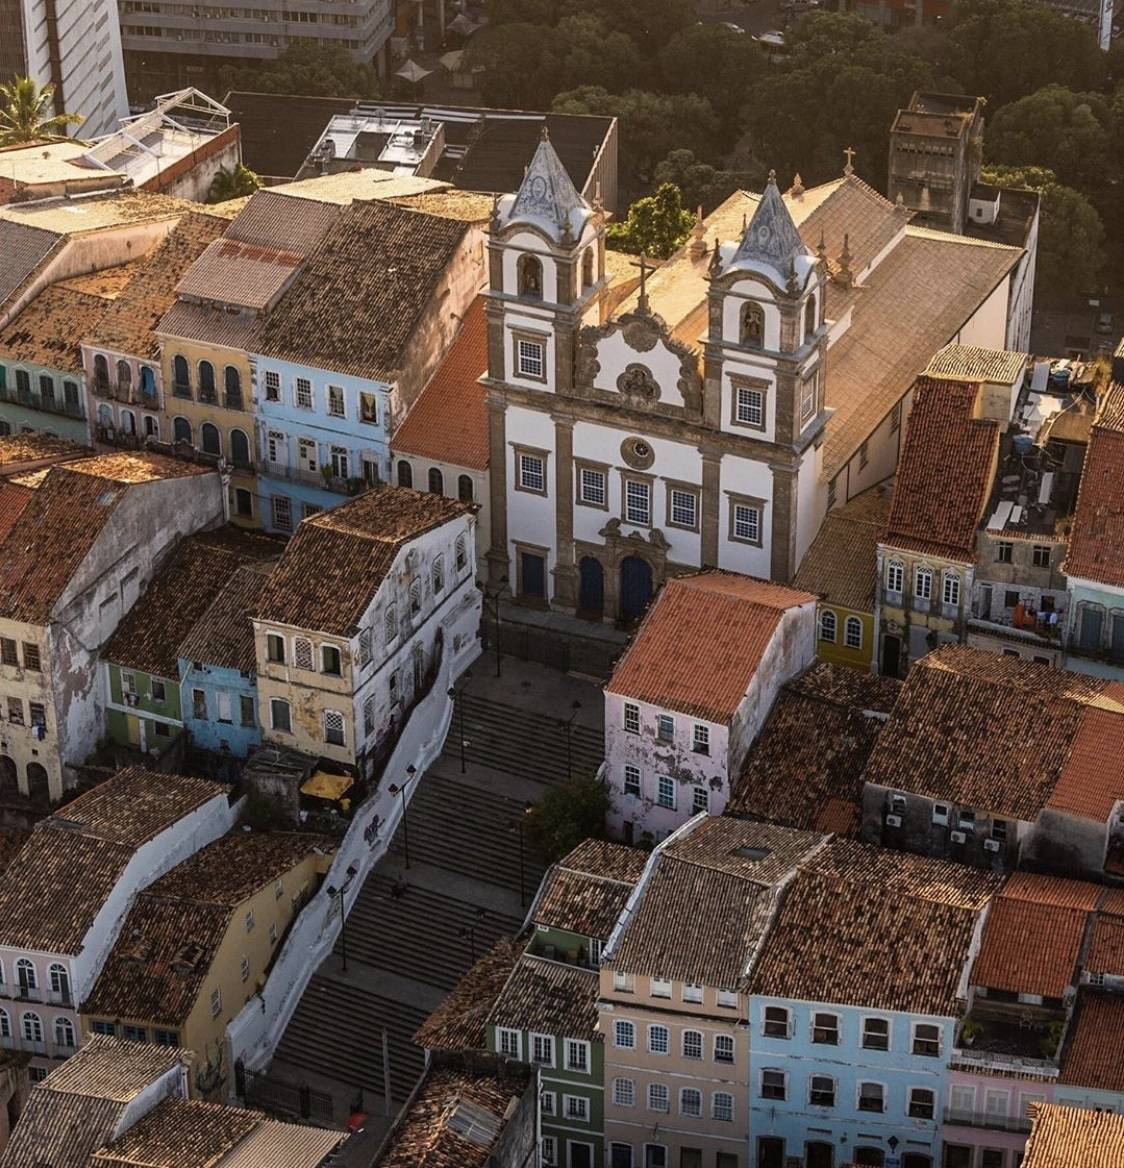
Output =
[
  {"x1": 224, "y1": 189, "x2": 342, "y2": 252},
  {"x1": 392, "y1": 295, "x2": 488, "y2": 469},
  {"x1": 212, "y1": 1120, "x2": 345, "y2": 1168},
  {"x1": 729, "y1": 662, "x2": 899, "y2": 830},
  {"x1": 882, "y1": 375, "x2": 999, "y2": 560},
  {"x1": 793, "y1": 485, "x2": 891, "y2": 611},
  {"x1": 0, "y1": 220, "x2": 63, "y2": 314},
  {"x1": 0, "y1": 191, "x2": 191, "y2": 235},
  {"x1": 66, "y1": 450, "x2": 214, "y2": 483},
  {"x1": 389, "y1": 190, "x2": 495, "y2": 221},
  {"x1": 0, "y1": 283, "x2": 114, "y2": 372},
  {"x1": 560, "y1": 838, "x2": 650, "y2": 884},
  {"x1": 0, "y1": 768, "x2": 228, "y2": 953},
  {"x1": 1063, "y1": 407, "x2": 1124, "y2": 589},
  {"x1": 533, "y1": 840, "x2": 647, "y2": 939},
  {"x1": 55, "y1": 262, "x2": 140, "y2": 300},
  {"x1": 0, "y1": 482, "x2": 33, "y2": 542},
  {"x1": 257, "y1": 199, "x2": 470, "y2": 382},
  {"x1": 1047, "y1": 699, "x2": 1124, "y2": 821},
  {"x1": 824, "y1": 229, "x2": 1021, "y2": 479},
  {"x1": 662, "y1": 809, "x2": 825, "y2": 884},
  {"x1": 1001, "y1": 871, "x2": 1104, "y2": 911},
  {"x1": 415, "y1": 938, "x2": 525, "y2": 1052},
  {"x1": 37, "y1": 1035, "x2": 188, "y2": 1100},
  {"x1": 178, "y1": 562, "x2": 275, "y2": 673},
  {"x1": 488, "y1": 955, "x2": 600, "y2": 1039},
  {"x1": 748, "y1": 839, "x2": 1001, "y2": 1015},
  {"x1": 0, "y1": 432, "x2": 87, "y2": 468},
  {"x1": 925, "y1": 343, "x2": 1027, "y2": 384},
  {"x1": 1059, "y1": 993, "x2": 1124, "y2": 1095},
  {"x1": 90, "y1": 1097, "x2": 260, "y2": 1168},
  {"x1": 104, "y1": 531, "x2": 277, "y2": 679},
  {"x1": 376, "y1": 1063, "x2": 531, "y2": 1168},
  {"x1": 176, "y1": 237, "x2": 303, "y2": 311},
  {"x1": 156, "y1": 297, "x2": 264, "y2": 351},
  {"x1": 0, "y1": 829, "x2": 28, "y2": 875},
  {"x1": 971, "y1": 899, "x2": 1086, "y2": 998},
  {"x1": 861, "y1": 646, "x2": 1122, "y2": 822},
  {"x1": 86, "y1": 212, "x2": 230, "y2": 359},
  {"x1": 1098, "y1": 381, "x2": 1124, "y2": 432},
  {"x1": 256, "y1": 484, "x2": 470, "y2": 635},
  {"x1": 605, "y1": 571, "x2": 817, "y2": 724},
  {"x1": 1023, "y1": 1102, "x2": 1124, "y2": 1167},
  {"x1": 1086, "y1": 915, "x2": 1124, "y2": 977}
]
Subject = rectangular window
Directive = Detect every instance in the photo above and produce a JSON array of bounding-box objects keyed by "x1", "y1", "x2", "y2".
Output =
[
  {"x1": 295, "y1": 378, "x2": 313, "y2": 409},
  {"x1": 909, "y1": 1087, "x2": 936, "y2": 1119},
  {"x1": 891, "y1": 400, "x2": 902, "y2": 431},
  {"x1": 151, "y1": 680, "x2": 166, "y2": 703},
  {"x1": 541, "y1": 1091, "x2": 555, "y2": 1116},
  {"x1": 623, "y1": 702, "x2": 640, "y2": 734},
  {"x1": 240, "y1": 695, "x2": 255, "y2": 727},
  {"x1": 359, "y1": 392, "x2": 378, "y2": 424},
  {"x1": 912, "y1": 1022, "x2": 941, "y2": 1057},
  {"x1": 1032, "y1": 545, "x2": 1051, "y2": 568},
  {"x1": 0, "y1": 639, "x2": 16, "y2": 666},
  {"x1": 914, "y1": 567, "x2": 932, "y2": 600},
  {"x1": 578, "y1": 466, "x2": 607, "y2": 507},
  {"x1": 21, "y1": 644, "x2": 39, "y2": 671},
  {"x1": 330, "y1": 446, "x2": 349, "y2": 479},
  {"x1": 324, "y1": 710, "x2": 345, "y2": 746},
  {"x1": 623, "y1": 765, "x2": 641, "y2": 796},
  {"x1": 270, "y1": 698, "x2": 291, "y2": 733},
  {"x1": 264, "y1": 370, "x2": 280, "y2": 401},
  {"x1": 122, "y1": 1024, "x2": 146, "y2": 1042},
  {"x1": 565, "y1": 1039, "x2": 590, "y2": 1072},
  {"x1": 154, "y1": 1029, "x2": 178, "y2": 1047},
  {"x1": 28, "y1": 702, "x2": 45, "y2": 729},
  {"x1": 624, "y1": 479, "x2": 652, "y2": 526},
  {"x1": 217, "y1": 692, "x2": 233, "y2": 724},
  {"x1": 613, "y1": 973, "x2": 634, "y2": 996},
  {"x1": 240, "y1": 956, "x2": 250, "y2": 982},
  {"x1": 531, "y1": 1033, "x2": 554, "y2": 1067},
  {"x1": 267, "y1": 633, "x2": 286, "y2": 664},
  {"x1": 542, "y1": 1136, "x2": 557, "y2": 1166},
  {"x1": 613, "y1": 1077, "x2": 635, "y2": 1107},
  {"x1": 322, "y1": 645, "x2": 342, "y2": 675},
  {"x1": 648, "y1": 1024, "x2": 669, "y2": 1054},
  {"x1": 858, "y1": 1082, "x2": 884, "y2": 1112},
  {"x1": 692, "y1": 723, "x2": 709, "y2": 754},
  {"x1": 327, "y1": 386, "x2": 345, "y2": 417},
  {"x1": 800, "y1": 373, "x2": 817, "y2": 422},
  {"x1": 497, "y1": 1028, "x2": 521, "y2": 1059},
  {"x1": 763, "y1": 1006, "x2": 790, "y2": 1038},
  {"x1": 210, "y1": 988, "x2": 222, "y2": 1017},
  {"x1": 714, "y1": 1034, "x2": 734, "y2": 1063},
  {"x1": 647, "y1": 1083, "x2": 669, "y2": 1112},
  {"x1": 657, "y1": 776, "x2": 676, "y2": 809},
  {"x1": 191, "y1": 688, "x2": 207, "y2": 720},
  {"x1": 812, "y1": 1013, "x2": 839, "y2": 1045},
  {"x1": 859, "y1": 440, "x2": 869, "y2": 469},
  {"x1": 656, "y1": 714, "x2": 674, "y2": 742},
  {"x1": 517, "y1": 338, "x2": 545, "y2": 379},
  {"x1": 716, "y1": 990, "x2": 738, "y2": 1008},
  {"x1": 735, "y1": 384, "x2": 765, "y2": 427},
  {"x1": 732, "y1": 501, "x2": 761, "y2": 544},
  {"x1": 680, "y1": 1088, "x2": 702, "y2": 1117},
  {"x1": 943, "y1": 572, "x2": 961, "y2": 607},
  {"x1": 564, "y1": 1095, "x2": 589, "y2": 1122},
  {"x1": 7, "y1": 698, "x2": 22, "y2": 725},
  {"x1": 683, "y1": 1030, "x2": 703, "y2": 1059},
  {"x1": 683, "y1": 982, "x2": 703, "y2": 1003},
  {"x1": 887, "y1": 560, "x2": 904, "y2": 593},
  {"x1": 862, "y1": 1017, "x2": 889, "y2": 1051},
  {"x1": 650, "y1": 977, "x2": 672, "y2": 999},
  {"x1": 669, "y1": 488, "x2": 698, "y2": 530},
  {"x1": 996, "y1": 541, "x2": 1013, "y2": 564},
  {"x1": 271, "y1": 495, "x2": 293, "y2": 532},
  {"x1": 761, "y1": 1070, "x2": 786, "y2": 1100},
  {"x1": 692, "y1": 787, "x2": 708, "y2": 814},
  {"x1": 614, "y1": 1019, "x2": 635, "y2": 1048},
  {"x1": 518, "y1": 452, "x2": 546, "y2": 493},
  {"x1": 810, "y1": 1076, "x2": 835, "y2": 1107}
]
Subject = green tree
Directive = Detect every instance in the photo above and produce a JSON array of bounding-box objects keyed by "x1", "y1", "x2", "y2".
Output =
[
  {"x1": 551, "y1": 14, "x2": 644, "y2": 95},
  {"x1": 467, "y1": 23, "x2": 564, "y2": 109},
  {"x1": 208, "y1": 163, "x2": 261, "y2": 203},
  {"x1": 987, "y1": 85, "x2": 1114, "y2": 192},
  {"x1": 981, "y1": 165, "x2": 1105, "y2": 298},
  {"x1": 566, "y1": 0, "x2": 696, "y2": 54},
  {"x1": 0, "y1": 76, "x2": 83, "y2": 146},
  {"x1": 653, "y1": 149, "x2": 757, "y2": 215},
  {"x1": 655, "y1": 23, "x2": 765, "y2": 132},
  {"x1": 218, "y1": 43, "x2": 381, "y2": 99},
  {"x1": 607, "y1": 182, "x2": 696, "y2": 257},
  {"x1": 524, "y1": 774, "x2": 610, "y2": 863}
]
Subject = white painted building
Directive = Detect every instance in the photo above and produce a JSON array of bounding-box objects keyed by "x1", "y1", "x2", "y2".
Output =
[
  {"x1": 602, "y1": 570, "x2": 817, "y2": 844},
  {"x1": 0, "y1": 767, "x2": 234, "y2": 1079}
]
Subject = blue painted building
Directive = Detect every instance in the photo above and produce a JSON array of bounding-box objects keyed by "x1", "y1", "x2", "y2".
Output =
[{"x1": 177, "y1": 561, "x2": 275, "y2": 757}]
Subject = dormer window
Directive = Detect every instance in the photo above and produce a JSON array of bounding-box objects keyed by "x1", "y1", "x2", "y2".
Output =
[
  {"x1": 741, "y1": 302, "x2": 764, "y2": 349},
  {"x1": 804, "y1": 297, "x2": 816, "y2": 341},
  {"x1": 518, "y1": 254, "x2": 543, "y2": 299}
]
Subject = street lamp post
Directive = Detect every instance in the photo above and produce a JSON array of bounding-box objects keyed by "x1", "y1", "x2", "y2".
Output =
[
  {"x1": 458, "y1": 907, "x2": 487, "y2": 963},
  {"x1": 476, "y1": 576, "x2": 509, "y2": 678},
  {"x1": 327, "y1": 863, "x2": 359, "y2": 973},
  {"x1": 447, "y1": 669, "x2": 471, "y2": 774},
  {"x1": 508, "y1": 802, "x2": 533, "y2": 907},
  {"x1": 559, "y1": 700, "x2": 582, "y2": 781},
  {"x1": 388, "y1": 764, "x2": 418, "y2": 870}
]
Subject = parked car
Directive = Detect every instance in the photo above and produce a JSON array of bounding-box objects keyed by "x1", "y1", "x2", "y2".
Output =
[{"x1": 1096, "y1": 312, "x2": 1114, "y2": 335}]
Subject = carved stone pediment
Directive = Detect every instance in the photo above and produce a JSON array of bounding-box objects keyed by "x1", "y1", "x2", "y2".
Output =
[{"x1": 617, "y1": 363, "x2": 660, "y2": 402}]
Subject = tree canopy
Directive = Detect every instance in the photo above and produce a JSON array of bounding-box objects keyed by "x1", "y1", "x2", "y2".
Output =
[
  {"x1": 524, "y1": 774, "x2": 610, "y2": 863},
  {"x1": 218, "y1": 44, "x2": 381, "y2": 99},
  {"x1": 607, "y1": 182, "x2": 697, "y2": 258},
  {"x1": 208, "y1": 163, "x2": 262, "y2": 203},
  {"x1": 0, "y1": 77, "x2": 83, "y2": 146}
]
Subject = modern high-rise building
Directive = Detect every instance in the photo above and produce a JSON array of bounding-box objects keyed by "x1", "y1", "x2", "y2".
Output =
[{"x1": 0, "y1": 0, "x2": 129, "y2": 138}]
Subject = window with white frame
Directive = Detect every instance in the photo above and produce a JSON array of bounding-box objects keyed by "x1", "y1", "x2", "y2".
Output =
[
  {"x1": 656, "y1": 713, "x2": 674, "y2": 741},
  {"x1": 210, "y1": 989, "x2": 222, "y2": 1017},
  {"x1": 327, "y1": 386, "x2": 345, "y2": 417},
  {"x1": 623, "y1": 765, "x2": 641, "y2": 796},
  {"x1": 564, "y1": 1095, "x2": 590, "y2": 1122},
  {"x1": 518, "y1": 452, "x2": 546, "y2": 493},
  {"x1": 623, "y1": 702, "x2": 640, "y2": 734},
  {"x1": 497, "y1": 1028, "x2": 521, "y2": 1058},
  {"x1": 625, "y1": 479, "x2": 652, "y2": 525},
  {"x1": 761, "y1": 1069, "x2": 786, "y2": 1100},
  {"x1": 943, "y1": 570, "x2": 961, "y2": 607},
  {"x1": 293, "y1": 637, "x2": 313, "y2": 670},
  {"x1": 270, "y1": 698, "x2": 291, "y2": 732},
  {"x1": 912, "y1": 1022, "x2": 941, "y2": 1057},
  {"x1": 909, "y1": 1087, "x2": 936, "y2": 1119},
  {"x1": 932, "y1": 803, "x2": 949, "y2": 825},
  {"x1": 455, "y1": 535, "x2": 467, "y2": 572},
  {"x1": 648, "y1": 1024, "x2": 669, "y2": 1054},
  {"x1": 819, "y1": 609, "x2": 837, "y2": 642},
  {"x1": 432, "y1": 555, "x2": 445, "y2": 595},
  {"x1": 267, "y1": 430, "x2": 285, "y2": 463},
  {"x1": 298, "y1": 436, "x2": 317, "y2": 471},
  {"x1": 799, "y1": 373, "x2": 817, "y2": 423},
  {"x1": 716, "y1": 990, "x2": 738, "y2": 1008},
  {"x1": 950, "y1": 1085, "x2": 975, "y2": 1114},
  {"x1": 657, "y1": 776, "x2": 675, "y2": 809},
  {"x1": 565, "y1": 1039, "x2": 590, "y2": 1072},
  {"x1": 21, "y1": 1012, "x2": 42, "y2": 1043},
  {"x1": 295, "y1": 378, "x2": 313, "y2": 409},
  {"x1": 844, "y1": 616, "x2": 863, "y2": 649},
  {"x1": 669, "y1": 488, "x2": 697, "y2": 529},
  {"x1": 271, "y1": 495, "x2": 293, "y2": 532},
  {"x1": 735, "y1": 385, "x2": 765, "y2": 427},
  {"x1": 647, "y1": 1083, "x2": 669, "y2": 1112},
  {"x1": 861, "y1": 1017, "x2": 890, "y2": 1051},
  {"x1": 330, "y1": 446, "x2": 349, "y2": 479},
  {"x1": 714, "y1": 1034, "x2": 734, "y2": 1063},
  {"x1": 650, "y1": 977, "x2": 671, "y2": 999},
  {"x1": 264, "y1": 370, "x2": 280, "y2": 401},
  {"x1": 732, "y1": 502, "x2": 760, "y2": 543},
  {"x1": 540, "y1": 1091, "x2": 555, "y2": 1116},
  {"x1": 578, "y1": 467, "x2": 606, "y2": 506},
  {"x1": 359, "y1": 628, "x2": 372, "y2": 667},
  {"x1": 692, "y1": 723, "x2": 709, "y2": 754},
  {"x1": 530, "y1": 1033, "x2": 555, "y2": 1066},
  {"x1": 613, "y1": 971, "x2": 634, "y2": 993},
  {"x1": 385, "y1": 604, "x2": 398, "y2": 642},
  {"x1": 517, "y1": 338, "x2": 545, "y2": 379},
  {"x1": 683, "y1": 984, "x2": 703, "y2": 1005},
  {"x1": 763, "y1": 1005, "x2": 790, "y2": 1038},
  {"x1": 324, "y1": 709, "x2": 345, "y2": 746},
  {"x1": 692, "y1": 786, "x2": 709, "y2": 814},
  {"x1": 614, "y1": 1019, "x2": 635, "y2": 1048},
  {"x1": 541, "y1": 1135, "x2": 557, "y2": 1165},
  {"x1": 363, "y1": 695, "x2": 376, "y2": 738},
  {"x1": 0, "y1": 1010, "x2": 9, "y2": 1039},
  {"x1": 914, "y1": 566, "x2": 933, "y2": 600},
  {"x1": 858, "y1": 1082, "x2": 885, "y2": 1112},
  {"x1": 683, "y1": 1030, "x2": 703, "y2": 1059},
  {"x1": 680, "y1": 1088, "x2": 702, "y2": 1117},
  {"x1": 887, "y1": 559, "x2": 904, "y2": 593},
  {"x1": 812, "y1": 1012, "x2": 839, "y2": 1045},
  {"x1": 810, "y1": 1075, "x2": 836, "y2": 1107}
]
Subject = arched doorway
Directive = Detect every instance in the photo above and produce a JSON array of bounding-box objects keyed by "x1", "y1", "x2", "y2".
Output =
[
  {"x1": 578, "y1": 557, "x2": 604, "y2": 618},
  {"x1": 619, "y1": 556, "x2": 653, "y2": 623},
  {"x1": 0, "y1": 755, "x2": 16, "y2": 795},
  {"x1": 26, "y1": 763, "x2": 49, "y2": 807}
]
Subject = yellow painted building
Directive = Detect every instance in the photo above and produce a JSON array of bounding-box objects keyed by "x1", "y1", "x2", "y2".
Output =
[
  {"x1": 80, "y1": 831, "x2": 333, "y2": 1098},
  {"x1": 793, "y1": 484, "x2": 891, "y2": 672}
]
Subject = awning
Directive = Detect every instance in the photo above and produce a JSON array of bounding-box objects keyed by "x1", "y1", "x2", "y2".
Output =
[
  {"x1": 301, "y1": 770, "x2": 355, "y2": 801},
  {"x1": 395, "y1": 59, "x2": 433, "y2": 84}
]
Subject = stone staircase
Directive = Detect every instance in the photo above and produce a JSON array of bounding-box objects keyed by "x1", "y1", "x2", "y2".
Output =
[{"x1": 452, "y1": 692, "x2": 603, "y2": 786}]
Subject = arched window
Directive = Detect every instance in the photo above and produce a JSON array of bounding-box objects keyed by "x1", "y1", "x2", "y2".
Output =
[
  {"x1": 432, "y1": 555, "x2": 445, "y2": 595},
  {"x1": 140, "y1": 366, "x2": 156, "y2": 397},
  {"x1": 173, "y1": 416, "x2": 192, "y2": 445},
  {"x1": 0, "y1": 1009, "x2": 9, "y2": 1039},
  {"x1": 200, "y1": 423, "x2": 221, "y2": 456},
  {"x1": 21, "y1": 1012, "x2": 42, "y2": 1044},
  {"x1": 116, "y1": 359, "x2": 131, "y2": 389},
  {"x1": 0, "y1": 755, "x2": 16, "y2": 794},
  {"x1": 93, "y1": 354, "x2": 109, "y2": 391},
  {"x1": 224, "y1": 365, "x2": 242, "y2": 409},
  {"x1": 198, "y1": 360, "x2": 216, "y2": 401},
  {"x1": 54, "y1": 1015, "x2": 75, "y2": 1050},
  {"x1": 172, "y1": 355, "x2": 190, "y2": 396},
  {"x1": 230, "y1": 429, "x2": 251, "y2": 469},
  {"x1": 844, "y1": 616, "x2": 863, "y2": 650},
  {"x1": 455, "y1": 534, "x2": 467, "y2": 572},
  {"x1": 384, "y1": 603, "x2": 398, "y2": 641},
  {"x1": 97, "y1": 403, "x2": 113, "y2": 429},
  {"x1": 914, "y1": 566, "x2": 933, "y2": 601},
  {"x1": 458, "y1": 474, "x2": 474, "y2": 503},
  {"x1": 804, "y1": 297, "x2": 816, "y2": 341},
  {"x1": 942, "y1": 570, "x2": 961, "y2": 607},
  {"x1": 819, "y1": 610, "x2": 837, "y2": 643},
  {"x1": 120, "y1": 410, "x2": 135, "y2": 436},
  {"x1": 428, "y1": 467, "x2": 444, "y2": 495},
  {"x1": 582, "y1": 248, "x2": 594, "y2": 288},
  {"x1": 517, "y1": 254, "x2": 543, "y2": 299},
  {"x1": 397, "y1": 460, "x2": 413, "y2": 489},
  {"x1": 741, "y1": 302, "x2": 765, "y2": 348},
  {"x1": 48, "y1": 963, "x2": 70, "y2": 1002},
  {"x1": 409, "y1": 580, "x2": 421, "y2": 615},
  {"x1": 887, "y1": 559, "x2": 904, "y2": 594},
  {"x1": 15, "y1": 959, "x2": 35, "y2": 992},
  {"x1": 26, "y1": 763, "x2": 48, "y2": 806}
]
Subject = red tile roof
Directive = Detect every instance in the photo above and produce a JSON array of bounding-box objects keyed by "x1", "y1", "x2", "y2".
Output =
[
  {"x1": 392, "y1": 295, "x2": 488, "y2": 469},
  {"x1": 1047, "y1": 696, "x2": 1124, "y2": 821},
  {"x1": 0, "y1": 482, "x2": 33, "y2": 543},
  {"x1": 1059, "y1": 993, "x2": 1124, "y2": 1095},
  {"x1": 1064, "y1": 397, "x2": 1124, "y2": 588},
  {"x1": 605, "y1": 571, "x2": 816, "y2": 724},
  {"x1": 1023, "y1": 1102, "x2": 1124, "y2": 1168},
  {"x1": 1086, "y1": 914, "x2": 1124, "y2": 977},
  {"x1": 883, "y1": 375, "x2": 1000, "y2": 561}
]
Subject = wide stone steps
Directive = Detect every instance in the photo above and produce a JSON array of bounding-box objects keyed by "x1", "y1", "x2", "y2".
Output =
[
  {"x1": 273, "y1": 974, "x2": 428, "y2": 1104},
  {"x1": 339, "y1": 874, "x2": 522, "y2": 990},
  {"x1": 451, "y1": 692, "x2": 603, "y2": 786}
]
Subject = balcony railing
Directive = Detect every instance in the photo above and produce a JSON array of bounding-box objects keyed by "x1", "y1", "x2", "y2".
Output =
[
  {"x1": 172, "y1": 382, "x2": 192, "y2": 399},
  {"x1": 943, "y1": 1107, "x2": 1033, "y2": 1134},
  {"x1": 0, "y1": 1031, "x2": 77, "y2": 1060},
  {"x1": 263, "y1": 460, "x2": 361, "y2": 496},
  {"x1": 0, "y1": 384, "x2": 85, "y2": 420}
]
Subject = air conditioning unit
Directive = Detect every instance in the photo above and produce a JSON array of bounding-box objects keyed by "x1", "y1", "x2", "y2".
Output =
[
  {"x1": 984, "y1": 838, "x2": 1002, "y2": 853},
  {"x1": 885, "y1": 814, "x2": 902, "y2": 828},
  {"x1": 950, "y1": 830, "x2": 967, "y2": 844}
]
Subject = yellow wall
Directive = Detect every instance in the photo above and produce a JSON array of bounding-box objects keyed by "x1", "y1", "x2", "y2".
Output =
[
  {"x1": 0, "y1": 619, "x2": 62, "y2": 798},
  {"x1": 815, "y1": 603, "x2": 875, "y2": 670}
]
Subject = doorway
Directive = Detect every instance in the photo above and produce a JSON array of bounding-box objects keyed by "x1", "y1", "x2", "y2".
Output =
[
  {"x1": 880, "y1": 633, "x2": 901, "y2": 677},
  {"x1": 520, "y1": 551, "x2": 546, "y2": 601},
  {"x1": 806, "y1": 1142, "x2": 834, "y2": 1168},
  {"x1": 620, "y1": 555, "x2": 653, "y2": 623},
  {"x1": 758, "y1": 1137, "x2": 785, "y2": 1168},
  {"x1": 578, "y1": 556, "x2": 604, "y2": 617}
]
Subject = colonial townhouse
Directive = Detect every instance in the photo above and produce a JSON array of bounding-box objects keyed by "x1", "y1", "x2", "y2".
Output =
[
  {"x1": 177, "y1": 562, "x2": 276, "y2": 760},
  {"x1": 101, "y1": 529, "x2": 281, "y2": 759},
  {"x1": 81, "y1": 831, "x2": 333, "y2": 1099},
  {"x1": 793, "y1": 485, "x2": 890, "y2": 671},
  {"x1": 392, "y1": 293, "x2": 491, "y2": 572},
  {"x1": 252, "y1": 484, "x2": 480, "y2": 779},
  {"x1": 1062, "y1": 383, "x2": 1124, "y2": 678},
  {"x1": 745, "y1": 840, "x2": 1002, "y2": 1168},
  {"x1": 483, "y1": 133, "x2": 1025, "y2": 619},
  {"x1": 860, "y1": 647, "x2": 1124, "y2": 879},
  {"x1": 603, "y1": 570, "x2": 817, "y2": 843},
  {"x1": 0, "y1": 450, "x2": 224, "y2": 804},
  {"x1": 155, "y1": 190, "x2": 345, "y2": 526},
  {"x1": 0, "y1": 270, "x2": 135, "y2": 443},
  {"x1": 875, "y1": 376, "x2": 1001, "y2": 678},
  {"x1": 252, "y1": 195, "x2": 488, "y2": 535},
  {"x1": 82, "y1": 211, "x2": 233, "y2": 450},
  {"x1": 0, "y1": 768, "x2": 233, "y2": 1081},
  {"x1": 599, "y1": 816, "x2": 827, "y2": 1168},
  {"x1": 1022, "y1": 1105, "x2": 1124, "y2": 1168}
]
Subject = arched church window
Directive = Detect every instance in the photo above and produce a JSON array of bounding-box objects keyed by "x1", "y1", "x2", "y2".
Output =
[
  {"x1": 804, "y1": 297, "x2": 816, "y2": 341},
  {"x1": 741, "y1": 303, "x2": 765, "y2": 349},
  {"x1": 582, "y1": 248, "x2": 594, "y2": 289},
  {"x1": 518, "y1": 255, "x2": 543, "y2": 300}
]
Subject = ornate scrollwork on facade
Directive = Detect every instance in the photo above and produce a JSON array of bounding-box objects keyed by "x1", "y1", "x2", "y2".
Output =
[{"x1": 616, "y1": 363, "x2": 660, "y2": 402}]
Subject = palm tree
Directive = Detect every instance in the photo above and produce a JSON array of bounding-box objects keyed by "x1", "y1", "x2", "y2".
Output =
[
  {"x1": 0, "y1": 77, "x2": 84, "y2": 146},
  {"x1": 207, "y1": 163, "x2": 262, "y2": 203}
]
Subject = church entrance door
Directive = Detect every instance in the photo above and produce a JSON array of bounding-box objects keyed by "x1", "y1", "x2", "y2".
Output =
[
  {"x1": 620, "y1": 555, "x2": 653, "y2": 624},
  {"x1": 578, "y1": 557, "x2": 604, "y2": 617}
]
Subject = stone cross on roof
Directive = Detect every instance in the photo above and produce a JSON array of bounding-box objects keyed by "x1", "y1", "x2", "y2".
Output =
[
  {"x1": 507, "y1": 125, "x2": 588, "y2": 244},
  {"x1": 731, "y1": 169, "x2": 809, "y2": 276}
]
